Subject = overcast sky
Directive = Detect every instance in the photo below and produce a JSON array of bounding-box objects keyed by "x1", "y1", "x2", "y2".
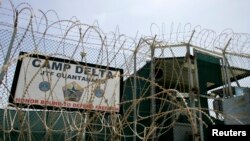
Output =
[{"x1": 3, "y1": 0, "x2": 250, "y2": 36}]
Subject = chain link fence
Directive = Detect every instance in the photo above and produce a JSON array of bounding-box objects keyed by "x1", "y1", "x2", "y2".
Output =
[{"x1": 1, "y1": 1, "x2": 250, "y2": 141}]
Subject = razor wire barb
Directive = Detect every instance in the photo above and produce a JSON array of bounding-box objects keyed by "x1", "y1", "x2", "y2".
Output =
[{"x1": 1, "y1": 1, "x2": 250, "y2": 141}]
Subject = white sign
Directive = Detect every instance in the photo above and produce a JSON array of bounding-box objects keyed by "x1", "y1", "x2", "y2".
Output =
[{"x1": 11, "y1": 53, "x2": 122, "y2": 112}]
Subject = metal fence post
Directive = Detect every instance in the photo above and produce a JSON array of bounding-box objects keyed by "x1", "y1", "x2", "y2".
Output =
[
  {"x1": 186, "y1": 31, "x2": 199, "y2": 141},
  {"x1": 0, "y1": 10, "x2": 18, "y2": 85},
  {"x1": 133, "y1": 39, "x2": 141, "y2": 141},
  {"x1": 150, "y1": 35, "x2": 157, "y2": 141}
]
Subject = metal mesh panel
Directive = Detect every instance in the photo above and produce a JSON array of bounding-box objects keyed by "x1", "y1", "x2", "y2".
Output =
[{"x1": 1, "y1": 2, "x2": 250, "y2": 141}]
